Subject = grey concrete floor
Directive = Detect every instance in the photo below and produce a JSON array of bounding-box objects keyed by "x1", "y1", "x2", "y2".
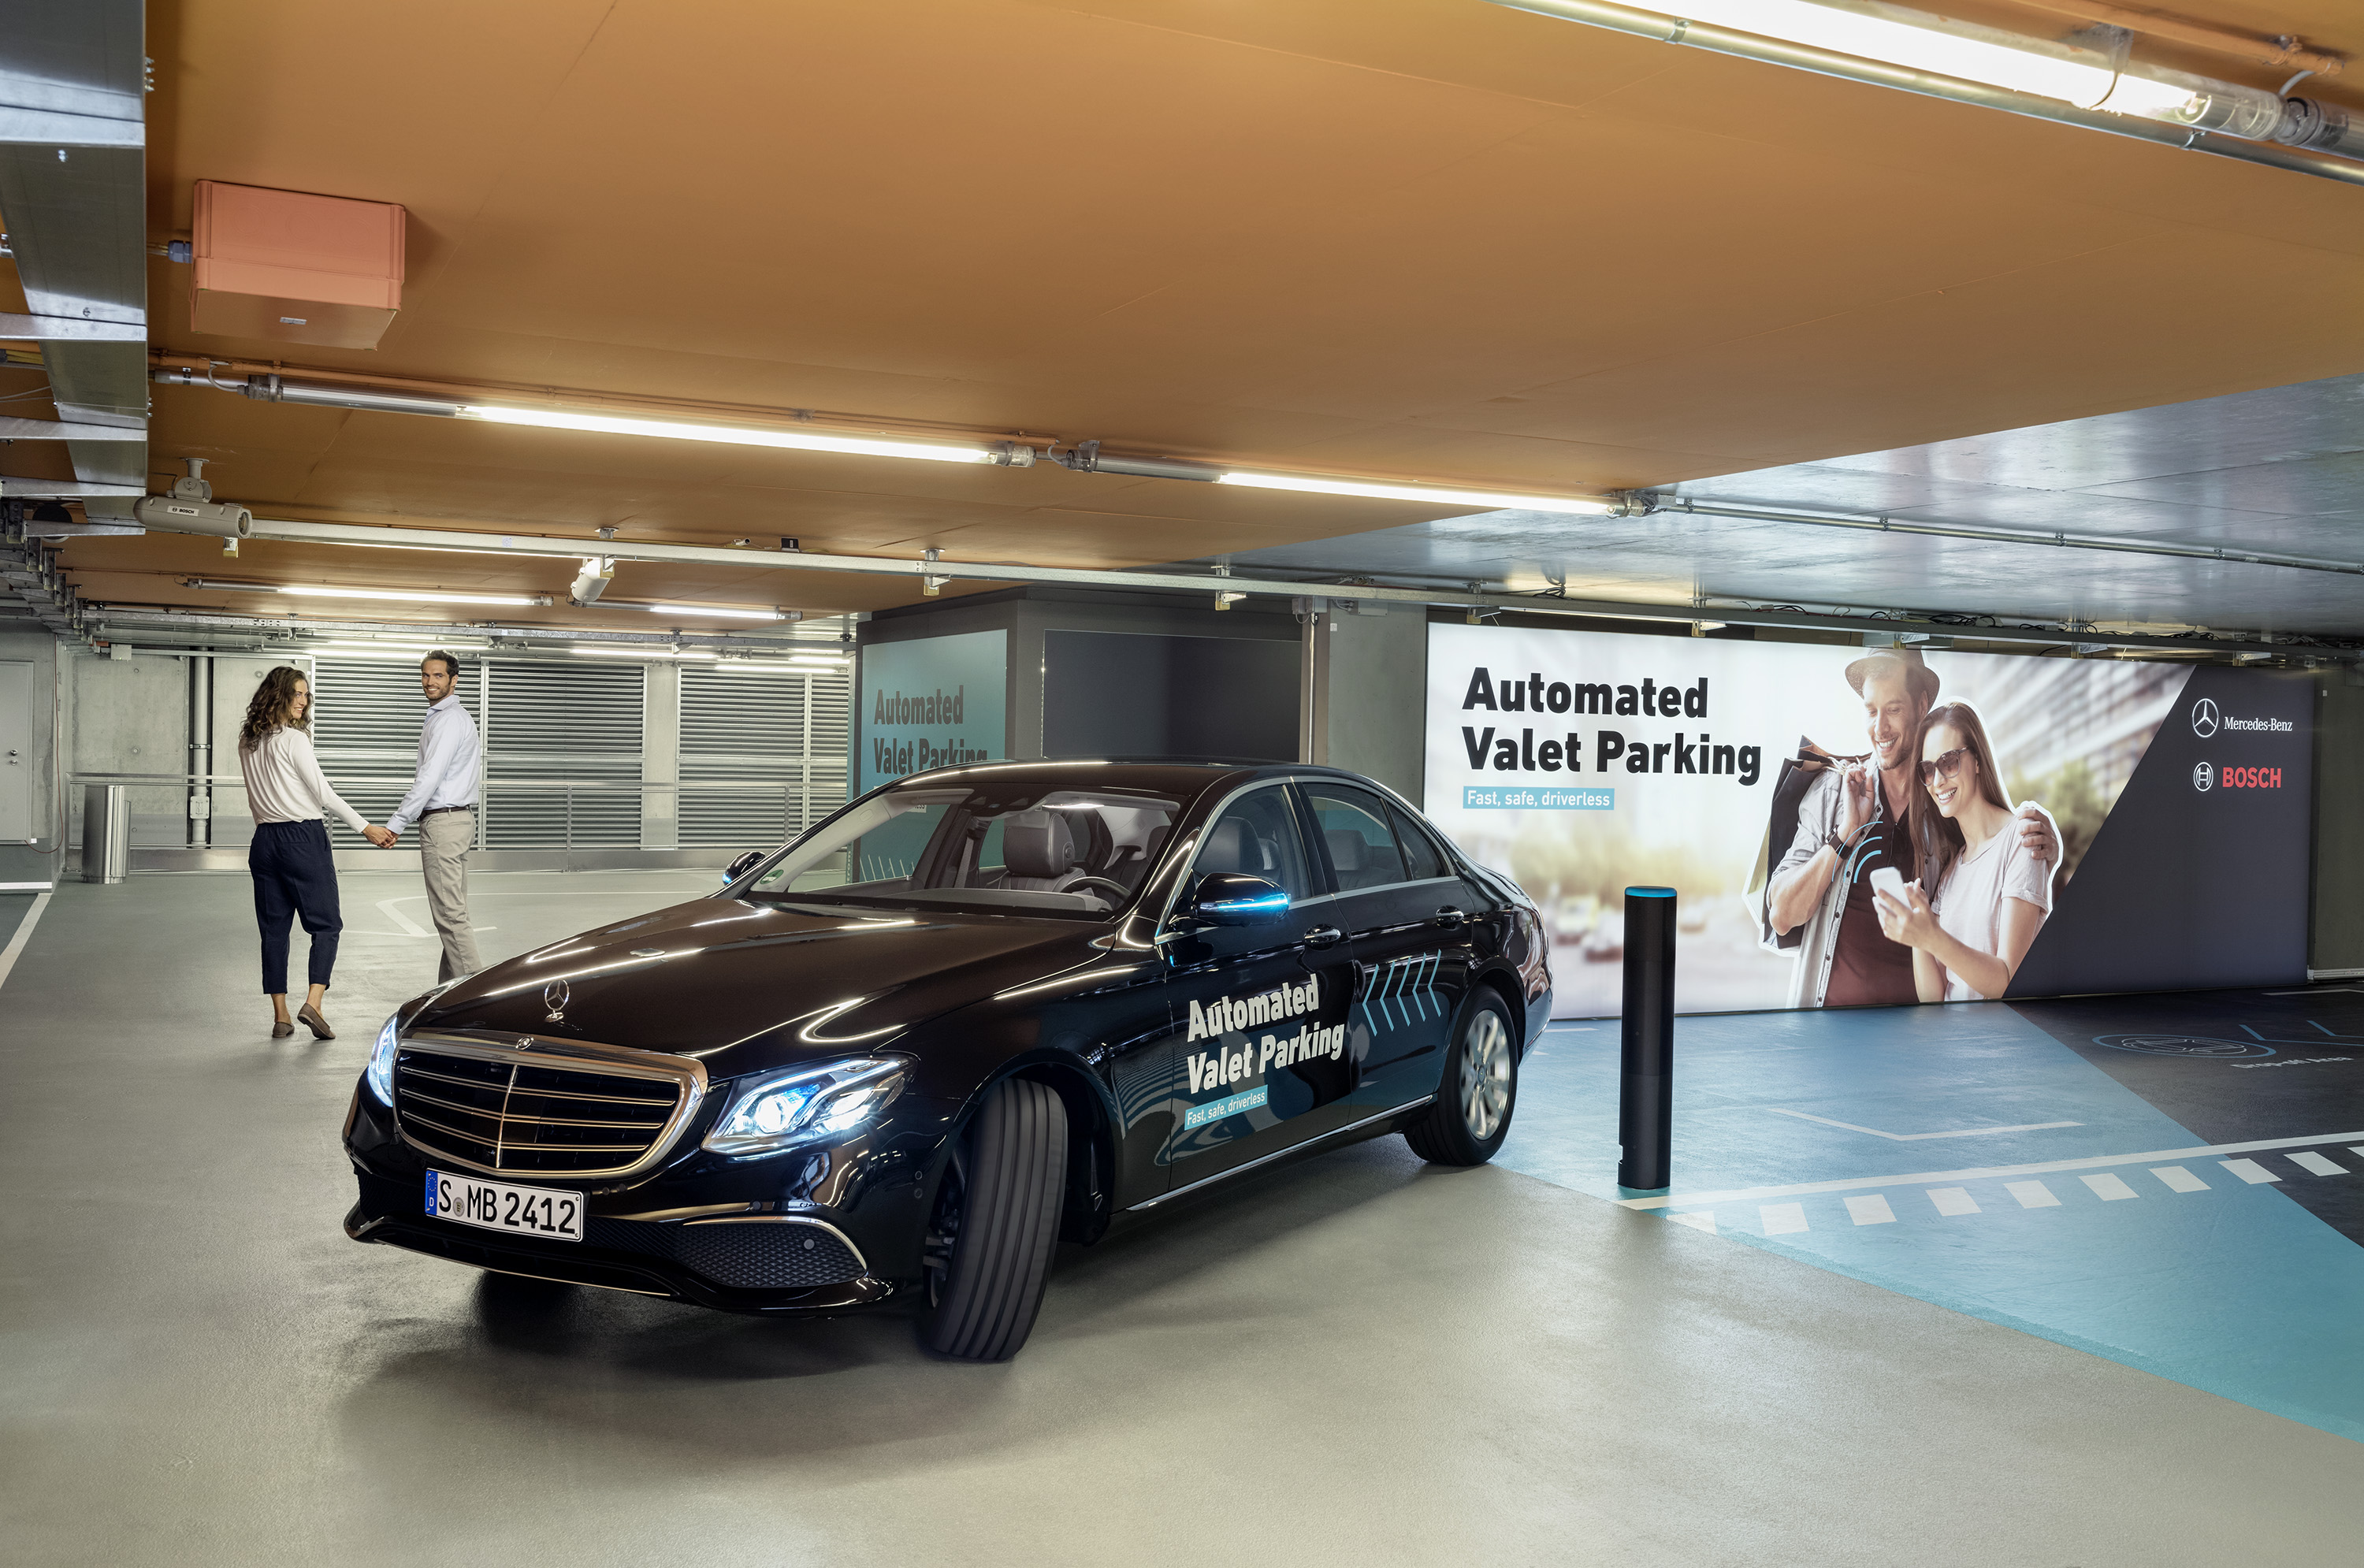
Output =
[{"x1": 3, "y1": 871, "x2": 2359, "y2": 1567}]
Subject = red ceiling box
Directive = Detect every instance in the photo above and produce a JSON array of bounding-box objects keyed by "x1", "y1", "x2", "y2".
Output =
[{"x1": 189, "y1": 180, "x2": 406, "y2": 350}]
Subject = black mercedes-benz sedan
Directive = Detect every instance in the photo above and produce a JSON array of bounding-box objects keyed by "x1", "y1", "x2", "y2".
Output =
[{"x1": 342, "y1": 760, "x2": 1552, "y2": 1360}]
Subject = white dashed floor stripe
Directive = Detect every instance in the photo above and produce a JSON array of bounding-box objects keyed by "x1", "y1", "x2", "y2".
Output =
[
  {"x1": 2151, "y1": 1166, "x2": 2210, "y2": 1193},
  {"x1": 2081, "y1": 1172, "x2": 2139, "y2": 1201},
  {"x1": 1927, "y1": 1187, "x2": 1979, "y2": 1216},
  {"x1": 2221, "y1": 1159, "x2": 2280, "y2": 1185},
  {"x1": 2007, "y1": 1180, "x2": 2061, "y2": 1209},
  {"x1": 1614, "y1": 1129, "x2": 2364, "y2": 1209},
  {"x1": 2287, "y1": 1151, "x2": 2347, "y2": 1176},
  {"x1": 1761, "y1": 1202, "x2": 1808, "y2": 1235},
  {"x1": 1845, "y1": 1195, "x2": 1897, "y2": 1225}
]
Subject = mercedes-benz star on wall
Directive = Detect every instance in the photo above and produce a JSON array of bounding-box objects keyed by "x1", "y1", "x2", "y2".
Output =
[{"x1": 341, "y1": 761, "x2": 1552, "y2": 1360}]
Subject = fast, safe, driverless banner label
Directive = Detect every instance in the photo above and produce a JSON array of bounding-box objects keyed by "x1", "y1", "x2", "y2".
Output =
[{"x1": 1423, "y1": 622, "x2": 2313, "y2": 1017}]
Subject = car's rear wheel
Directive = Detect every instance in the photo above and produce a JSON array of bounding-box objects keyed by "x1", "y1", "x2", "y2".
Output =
[
  {"x1": 1404, "y1": 989, "x2": 1518, "y2": 1166},
  {"x1": 920, "y1": 1076, "x2": 1067, "y2": 1362}
]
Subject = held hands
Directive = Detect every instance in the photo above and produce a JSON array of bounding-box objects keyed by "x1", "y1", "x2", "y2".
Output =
[
  {"x1": 362, "y1": 824, "x2": 398, "y2": 849},
  {"x1": 1874, "y1": 883, "x2": 1937, "y2": 951},
  {"x1": 2016, "y1": 803, "x2": 2059, "y2": 864}
]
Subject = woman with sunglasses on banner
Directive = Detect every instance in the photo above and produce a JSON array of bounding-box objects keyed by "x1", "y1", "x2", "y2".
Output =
[{"x1": 1874, "y1": 702, "x2": 2057, "y2": 1002}]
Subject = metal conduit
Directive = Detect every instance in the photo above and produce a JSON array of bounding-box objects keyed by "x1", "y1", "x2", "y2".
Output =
[
  {"x1": 1489, "y1": 0, "x2": 2364, "y2": 188},
  {"x1": 1630, "y1": 494, "x2": 2364, "y2": 578}
]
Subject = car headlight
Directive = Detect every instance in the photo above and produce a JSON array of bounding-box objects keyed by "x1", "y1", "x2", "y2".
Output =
[
  {"x1": 702, "y1": 1057, "x2": 909, "y2": 1160},
  {"x1": 365, "y1": 1013, "x2": 400, "y2": 1105}
]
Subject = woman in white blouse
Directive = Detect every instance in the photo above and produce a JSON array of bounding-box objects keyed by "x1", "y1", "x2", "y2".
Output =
[
  {"x1": 1874, "y1": 701, "x2": 2057, "y2": 1002},
  {"x1": 237, "y1": 666, "x2": 382, "y2": 1039}
]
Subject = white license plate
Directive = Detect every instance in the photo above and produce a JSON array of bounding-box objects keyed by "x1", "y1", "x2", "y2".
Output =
[{"x1": 425, "y1": 1169, "x2": 584, "y2": 1243}]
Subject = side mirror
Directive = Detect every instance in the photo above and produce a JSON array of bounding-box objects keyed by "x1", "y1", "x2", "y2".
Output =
[
  {"x1": 1188, "y1": 872, "x2": 1290, "y2": 926},
  {"x1": 722, "y1": 849, "x2": 765, "y2": 885}
]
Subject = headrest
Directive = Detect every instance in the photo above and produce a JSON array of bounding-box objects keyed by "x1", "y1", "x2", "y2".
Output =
[
  {"x1": 1201, "y1": 819, "x2": 1253, "y2": 874},
  {"x1": 1004, "y1": 811, "x2": 1076, "y2": 878},
  {"x1": 1325, "y1": 828, "x2": 1370, "y2": 872}
]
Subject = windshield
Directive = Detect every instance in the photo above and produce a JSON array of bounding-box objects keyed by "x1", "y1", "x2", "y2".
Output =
[{"x1": 738, "y1": 783, "x2": 1184, "y2": 920}]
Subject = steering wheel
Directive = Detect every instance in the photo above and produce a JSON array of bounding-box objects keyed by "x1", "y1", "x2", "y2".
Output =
[{"x1": 1061, "y1": 875, "x2": 1132, "y2": 901}]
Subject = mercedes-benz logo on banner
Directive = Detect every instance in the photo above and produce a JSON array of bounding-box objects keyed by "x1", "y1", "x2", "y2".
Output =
[
  {"x1": 543, "y1": 979, "x2": 571, "y2": 1022},
  {"x1": 2194, "y1": 761, "x2": 2213, "y2": 792},
  {"x1": 2191, "y1": 697, "x2": 2220, "y2": 737}
]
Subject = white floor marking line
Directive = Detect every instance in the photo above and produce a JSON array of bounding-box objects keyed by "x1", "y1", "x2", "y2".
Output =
[
  {"x1": 2287, "y1": 1151, "x2": 2347, "y2": 1176},
  {"x1": 372, "y1": 898, "x2": 495, "y2": 937},
  {"x1": 1844, "y1": 1195, "x2": 1897, "y2": 1225},
  {"x1": 1768, "y1": 1108, "x2": 2083, "y2": 1141},
  {"x1": 0, "y1": 880, "x2": 54, "y2": 891},
  {"x1": 1760, "y1": 1202, "x2": 1809, "y2": 1235},
  {"x1": 2080, "y1": 1172, "x2": 2139, "y2": 1202},
  {"x1": 2006, "y1": 1180, "x2": 2061, "y2": 1208},
  {"x1": 2151, "y1": 1166, "x2": 2210, "y2": 1193},
  {"x1": 2220, "y1": 1158, "x2": 2280, "y2": 1185},
  {"x1": 1667, "y1": 1211, "x2": 1716, "y2": 1233},
  {"x1": 1927, "y1": 1187, "x2": 1979, "y2": 1216},
  {"x1": 1612, "y1": 1129, "x2": 2364, "y2": 1209},
  {"x1": 0, "y1": 890, "x2": 52, "y2": 994},
  {"x1": 2351, "y1": 1147, "x2": 2364, "y2": 1163}
]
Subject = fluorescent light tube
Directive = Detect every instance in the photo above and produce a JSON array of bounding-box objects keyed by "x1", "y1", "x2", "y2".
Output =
[
  {"x1": 463, "y1": 405, "x2": 997, "y2": 465},
  {"x1": 1527, "y1": 1, "x2": 2274, "y2": 135},
  {"x1": 276, "y1": 583, "x2": 547, "y2": 608},
  {"x1": 633, "y1": 601, "x2": 783, "y2": 621},
  {"x1": 571, "y1": 645, "x2": 718, "y2": 660},
  {"x1": 1216, "y1": 471, "x2": 1612, "y2": 515}
]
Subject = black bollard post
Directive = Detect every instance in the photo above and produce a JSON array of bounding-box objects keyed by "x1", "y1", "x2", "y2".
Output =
[{"x1": 1618, "y1": 886, "x2": 1677, "y2": 1191}]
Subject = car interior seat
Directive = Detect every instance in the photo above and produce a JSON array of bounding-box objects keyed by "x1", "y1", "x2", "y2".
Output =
[{"x1": 1003, "y1": 810, "x2": 1081, "y2": 890}]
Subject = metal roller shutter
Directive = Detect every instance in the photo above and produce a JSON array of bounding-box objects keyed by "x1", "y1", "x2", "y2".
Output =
[
  {"x1": 679, "y1": 666, "x2": 851, "y2": 849},
  {"x1": 484, "y1": 661, "x2": 645, "y2": 849}
]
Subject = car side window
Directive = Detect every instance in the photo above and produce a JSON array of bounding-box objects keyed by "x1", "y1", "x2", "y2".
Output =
[
  {"x1": 1303, "y1": 785, "x2": 1410, "y2": 892},
  {"x1": 1390, "y1": 805, "x2": 1448, "y2": 881},
  {"x1": 1190, "y1": 786, "x2": 1314, "y2": 901}
]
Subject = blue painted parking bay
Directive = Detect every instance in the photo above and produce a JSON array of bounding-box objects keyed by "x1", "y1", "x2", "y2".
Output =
[{"x1": 1496, "y1": 990, "x2": 2364, "y2": 1443}]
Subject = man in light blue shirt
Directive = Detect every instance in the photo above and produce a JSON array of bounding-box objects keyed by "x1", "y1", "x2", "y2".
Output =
[{"x1": 368, "y1": 650, "x2": 484, "y2": 980}]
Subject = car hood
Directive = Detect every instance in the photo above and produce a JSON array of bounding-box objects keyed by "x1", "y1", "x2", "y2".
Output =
[{"x1": 407, "y1": 897, "x2": 1102, "y2": 1078}]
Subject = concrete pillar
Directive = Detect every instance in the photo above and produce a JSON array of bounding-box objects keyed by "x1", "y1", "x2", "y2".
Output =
[
  {"x1": 641, "y1": 660, "x2": 680, "y2": 850},
  {"x1": 2311, "y1": 670, "x2": 2364, "y2": 978},
  {"x1": 1315, "y1": 606, "x2": 1429, "y2": 806}
]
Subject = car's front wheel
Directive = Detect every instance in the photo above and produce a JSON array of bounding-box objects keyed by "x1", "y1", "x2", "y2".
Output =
[
  {"x1": 1404, "y1": 988, "x2": 1518, "y2": 1166},
  {"x1": 920, "y1": 1076, "x2": 1067, "y2": 1362}
]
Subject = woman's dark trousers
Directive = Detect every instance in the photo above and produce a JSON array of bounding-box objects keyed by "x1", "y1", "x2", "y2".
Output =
[{"x1": 250, "y1": 819, "x2": 342, "y2": 994}]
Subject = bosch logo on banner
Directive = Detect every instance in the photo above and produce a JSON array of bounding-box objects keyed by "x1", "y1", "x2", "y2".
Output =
[
  {"x1": 2194, "y1": 762, "x2": 2213, "y2": 792},
  {"x1": 2221, "y1": 765, "x2": 2284, "y2": 790}
]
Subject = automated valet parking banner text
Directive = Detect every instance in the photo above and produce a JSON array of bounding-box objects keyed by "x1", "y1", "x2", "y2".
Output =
[{"x1": 1424, "y1": 623, "x2": 2314, "y2": 1018}]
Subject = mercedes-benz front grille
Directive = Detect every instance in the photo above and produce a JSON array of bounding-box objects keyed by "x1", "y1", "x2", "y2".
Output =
[{"x1": 394, "y1": 1042, "x2": 696, "y2": 1177}]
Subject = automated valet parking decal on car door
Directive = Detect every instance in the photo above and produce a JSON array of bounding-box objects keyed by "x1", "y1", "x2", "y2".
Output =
[{"x1": 1181, "y1": 980, "x2": 1344, "y2": 1129}]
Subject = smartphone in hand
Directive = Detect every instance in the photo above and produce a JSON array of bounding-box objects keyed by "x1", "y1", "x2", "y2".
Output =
[{"x1": 1868, "y1": 866, "x2": 1909, "y2": 906}]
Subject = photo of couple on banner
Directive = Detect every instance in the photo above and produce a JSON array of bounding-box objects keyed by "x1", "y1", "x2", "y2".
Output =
[{"x1": 1752, "y1": 645, "x2": 2060, "y2": 1007}]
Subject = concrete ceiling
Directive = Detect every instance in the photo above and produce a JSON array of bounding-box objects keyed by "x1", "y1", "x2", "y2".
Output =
[
  {"x1": 1199, "y1": 370, "x2": 2364, "y2": 639},
  {"x1": 6, "y1": 0, "x2": 2364, "y2": 635}
]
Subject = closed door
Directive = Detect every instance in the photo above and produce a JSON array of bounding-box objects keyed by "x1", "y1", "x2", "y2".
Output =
[
  {"x1": 1156, "y1": 784, "x2": 1360, "y2": 1193},
  {"x1": 1300, "y1": 782, "x2": 1475, "y2": 1109},
  {"x1": 0, "y1": 662, "x2": 32, "y2": 842}
]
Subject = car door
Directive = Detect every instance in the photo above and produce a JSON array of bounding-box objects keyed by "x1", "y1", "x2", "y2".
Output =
[
  {"x1": 1299, "y1": 782, "x2": 1476, "y2": 1111},
  {"x1": 1155, "y1": 783, "x2": 1362, "y2": 1195}
]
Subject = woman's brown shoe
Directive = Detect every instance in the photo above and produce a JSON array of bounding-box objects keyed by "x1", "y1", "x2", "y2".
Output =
[
  {"x1": 297, "y1": 1003, "x2": 333, "y2": 1040},
  {"x1": 272, "y1": 1020, "x2": 295, "y2": 1039}
]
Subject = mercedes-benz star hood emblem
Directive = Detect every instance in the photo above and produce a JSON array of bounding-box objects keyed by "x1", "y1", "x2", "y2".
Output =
[{"x1": 543, "y1": 979, "x2": 571, "y2": 1022}]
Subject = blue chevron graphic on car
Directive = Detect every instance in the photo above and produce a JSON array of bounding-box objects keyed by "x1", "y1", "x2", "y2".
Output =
[{"x1": 1359, "y1": 951, "x2": 1445, "y2": 1035}]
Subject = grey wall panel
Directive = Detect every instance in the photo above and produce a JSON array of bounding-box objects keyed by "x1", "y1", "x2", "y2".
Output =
[{"x1": 2312, "y1": 675, "x2": 2364, "y2": 976}]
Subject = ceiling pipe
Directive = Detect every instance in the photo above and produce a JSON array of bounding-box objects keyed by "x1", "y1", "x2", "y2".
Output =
[
  {"x1": 1619, "y1": 492, "x2": 2364, "y2": 578},
  {"x1": 201, "y1": 513, "x2": 2318, "y2": 658},
  {"x1": 2008, "y1": 2, "x2": 2344, "y2": 78},
  {"x1": 1488, "y1": 0, "x2": 2364, "y2": 187}
]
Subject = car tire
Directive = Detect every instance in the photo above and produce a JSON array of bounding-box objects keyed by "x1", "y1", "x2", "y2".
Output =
[
  {"x1": 1404, "y1": 987, "x2": 1518, "y2": 1167},
  {"x1": 920, "y1": 1076, "x2": 1068, "y2": 1362}
]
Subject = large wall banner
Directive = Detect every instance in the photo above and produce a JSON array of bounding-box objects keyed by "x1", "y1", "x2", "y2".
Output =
[
  {"x1": 857, "y1": 629, "x2": 1008, "y2": 795},
  {"x1": 1425, "y1": 623, "x2": 2314, "y2": 1017}
]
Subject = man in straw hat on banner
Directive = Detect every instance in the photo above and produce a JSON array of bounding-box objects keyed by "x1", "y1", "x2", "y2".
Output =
[{"x1": 1761, "y1": 645, "x2": 2057, "y2": 1009}]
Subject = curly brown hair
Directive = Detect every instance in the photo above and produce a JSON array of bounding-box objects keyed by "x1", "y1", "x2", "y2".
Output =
[{"x1": 239, "y1": 665, "x2": 311, "y2": 753}]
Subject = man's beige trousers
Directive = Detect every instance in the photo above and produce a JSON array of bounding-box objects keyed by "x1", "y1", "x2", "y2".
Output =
[{"x1": 419, "y1": 810, "x2": 481, "y2": 982}]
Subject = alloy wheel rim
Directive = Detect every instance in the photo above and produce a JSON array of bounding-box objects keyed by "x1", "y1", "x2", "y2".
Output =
[{"x1": 1459, "y1": 1009, "x2": 1511, "y2": 1140}]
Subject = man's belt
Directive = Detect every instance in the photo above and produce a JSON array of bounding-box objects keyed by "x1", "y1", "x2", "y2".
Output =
[{"x1": 419, "y1": 804, "x2": 475, "y2": 818}]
